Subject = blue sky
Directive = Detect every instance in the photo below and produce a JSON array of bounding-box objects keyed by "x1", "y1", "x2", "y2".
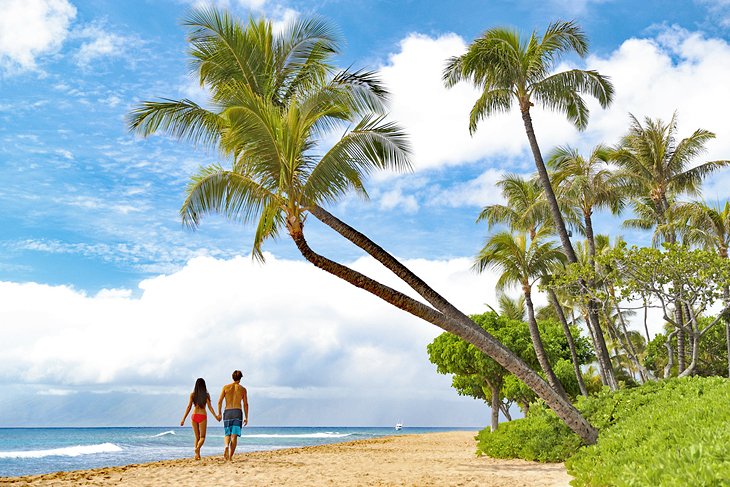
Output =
[{"x1": 1, "y1": 0, "x2": 730, "y2": 427}]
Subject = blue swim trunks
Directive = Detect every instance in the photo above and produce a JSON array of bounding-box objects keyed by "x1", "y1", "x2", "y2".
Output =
[{"x1": 223, "y1": 408, "x2": 243, "y2": 437}]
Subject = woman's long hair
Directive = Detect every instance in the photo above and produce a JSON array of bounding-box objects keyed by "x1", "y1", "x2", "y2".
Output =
[{"x1": 192, "y1": 378, "x2": 208, "y2": 408}]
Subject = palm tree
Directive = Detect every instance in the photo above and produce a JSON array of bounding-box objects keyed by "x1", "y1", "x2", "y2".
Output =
[
  {"x1": 681, "y1": 201, "x2": 730, "y2": 377},
  {"x1": 613, "y1": 112, "x2": 730, "y2": 371},
  {"x1": 478, "y1": 175, "x2": 551, "y2": 239},
  {"x1": 443, "y1": 20, "x2": 614, "y2": 264},
  {"x1": 129, "y1": 10, "x2": 598, "y2": 443},
  {"x1": 494, "y1": 292, "x2": 526, "y2": 321},
  {"x1": 475, "y1": 230, "x2": 568, "y2": 398},
  {"x1": 548, "y1": 144, "x2": 623, "y2": 386},
  {"x1": 481, "y1": 172, "x2": 588, "y2": 393}
]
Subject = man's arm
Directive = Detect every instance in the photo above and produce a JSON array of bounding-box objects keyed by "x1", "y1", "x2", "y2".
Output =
[
  {"x1": 217, "y1": 385, "x2": 226, "y2": 417},
  {"x1": 242, "y1": 386, "x2": 249, "y2": 426}
]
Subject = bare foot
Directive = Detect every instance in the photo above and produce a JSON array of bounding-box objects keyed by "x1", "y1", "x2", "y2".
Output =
[
  {"x1": 194, "y1": 448, "x2": 201, "y2": 460},
  {"x1": 224, "y1": 446, "x2": 230, "y2": 461}
]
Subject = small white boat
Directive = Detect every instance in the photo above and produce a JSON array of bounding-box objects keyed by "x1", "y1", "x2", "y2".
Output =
[{"x1": 395, "y1": 422, "x2": 403, "y2": 430}]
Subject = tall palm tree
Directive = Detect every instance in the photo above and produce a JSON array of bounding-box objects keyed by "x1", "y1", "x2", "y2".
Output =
[
  {"x1": 475, "y1": 230, "x2": 568, "y2": 398},
  {"x1": 129, "y1": 10, "x2": 598, "y2": 443},
  {"x1": 444, "y1": 20, "x2": 614, "y2": 264},
  {"x1": 681, "y1": 201, "x2": 730, "y2": 377},
  {"x1": 481, "y1": 172, "x2": 588, "y2": 393},
  {"x1": 548, "y1": 144, "x2": 623, "y2": 386},
  {"x1": 613, "y1": 112, "x2": 730, "y2": 372}
]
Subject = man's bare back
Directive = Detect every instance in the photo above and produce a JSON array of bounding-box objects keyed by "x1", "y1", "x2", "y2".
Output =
[{"x1": 217, "y1": 370, "x2": 249, "y2": 460}]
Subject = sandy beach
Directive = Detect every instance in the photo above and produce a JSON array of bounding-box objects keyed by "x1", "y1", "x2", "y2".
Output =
[{"x1": 1, "y1": 431, "x2": 570, "y2": 486}]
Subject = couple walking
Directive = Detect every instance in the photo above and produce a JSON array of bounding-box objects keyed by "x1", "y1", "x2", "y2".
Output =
[{"x1": 180, "y1": 370, "x2": 249, "y2": 460}]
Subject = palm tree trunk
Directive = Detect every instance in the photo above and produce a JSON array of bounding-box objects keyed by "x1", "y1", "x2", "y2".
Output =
[
  {"x1": 547, "y1": 288, "x2": 588, "y2": 396},
  {"x1": 520, "y1": 109, "x2": 617, "y2": 390},
  {"x1": 520, "y1": 108, "x2": 578, "y2": 263},
  {"x1": 288, "y1": 219, "x2": 598, "y2": 444},
  {"x1": 583, "y1": 211, "x2": 619, "y2": 390},
  {"x1": 588, "y1": 304, "x2": 619, "y2": 390},
  {"x1": 524, "y1": 290, "x2": 568, "y2": 398}
]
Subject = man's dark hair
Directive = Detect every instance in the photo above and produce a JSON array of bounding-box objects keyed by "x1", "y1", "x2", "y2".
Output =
[{"x1": 232, "y1": 370, "x2": 243, "y2": 381}]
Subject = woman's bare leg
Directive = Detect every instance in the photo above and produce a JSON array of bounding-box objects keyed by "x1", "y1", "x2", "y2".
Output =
[
  {"x1": 192, "y1": 421, "x2": 201, "y2": 460},
  {"x1": 195, "y1": 419, "x2": 207, "y2": 459}
]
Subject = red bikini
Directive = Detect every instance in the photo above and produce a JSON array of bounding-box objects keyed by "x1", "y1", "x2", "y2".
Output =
[{"x1": 191, "y1": 413, "x2": 206, "y2": 424}]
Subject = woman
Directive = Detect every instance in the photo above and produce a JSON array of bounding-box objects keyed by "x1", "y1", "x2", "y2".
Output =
[{"x1": 180, "y1": 378, "x2": 221, "y2": 459}]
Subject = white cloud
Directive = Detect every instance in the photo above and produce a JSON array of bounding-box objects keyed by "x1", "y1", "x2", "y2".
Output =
[
  {"x1": 429, "y1": 169, "x2": 507, "y2": 208},
  {"x1": 696, "y1": 0, "x2": 730, "y2": 26},
  {"x1": 0, "y1": 253, "x2": 502, "y2": 424},
  {"x1": 0, "y1": 0, "x2": 77, "y2": 74},
  {"x1": 0, "y1": 253, "x2": 498, "y2": 388},
  {"x1": 73, "y1": 24, "x2": 142, "y2": 68}
]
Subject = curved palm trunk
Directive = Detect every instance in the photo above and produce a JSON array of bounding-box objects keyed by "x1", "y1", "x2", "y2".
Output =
[
  {"x1": 524, "y1": 290, "x2": 568, "y2": 398},
  {"x1": 521, "y1": 108, "x2": 617, "y2": 390},
  {"x1": 288, "y1": 218, "x2": 598, "y2": 444},
  {"x1": 547, "y1": 288, "x2": 588, "y2": 396}
]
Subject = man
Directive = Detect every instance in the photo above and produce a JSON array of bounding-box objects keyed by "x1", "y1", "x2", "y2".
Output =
[{"x1": 217, "y1": 369, "x2": 249, "y2": 460}]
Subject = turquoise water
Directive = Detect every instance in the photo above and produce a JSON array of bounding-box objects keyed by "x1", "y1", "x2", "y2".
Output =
[{"x1": 0, "y1": 426, "x2": 475, "y2": 477}]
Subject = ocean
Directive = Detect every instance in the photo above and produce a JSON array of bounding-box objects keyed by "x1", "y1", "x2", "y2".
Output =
[{"x1": 0, "y1": 426, "x2": 476, "y2": 478}]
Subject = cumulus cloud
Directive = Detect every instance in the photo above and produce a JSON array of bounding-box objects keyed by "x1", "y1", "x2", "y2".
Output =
[
  {"x1": 428, "y1": 169, "x2": 508, "y2": 208},
  {"x1": 0, "y1": 0, "x2": 77, "y2": 74},
  {"x1": 0, "y1": 253, "x2": 502, "y2": 424}
]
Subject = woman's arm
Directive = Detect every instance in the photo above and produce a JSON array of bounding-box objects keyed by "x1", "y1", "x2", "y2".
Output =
[
  {"x1": 180, "y1": 393, "x2": 193, "y2": 426},
  {"x1": 207, "y1": 394, "x2": 220, "y2": 421}
]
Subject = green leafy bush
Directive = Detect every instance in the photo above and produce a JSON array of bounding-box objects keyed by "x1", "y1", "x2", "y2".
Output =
[
  {"x1": 476, "y1": 377, "x2": 730, "y2": 486},
  {"x1": 476, "y1": 403, "x2": 582, "y2": 462},
  {"x1": 567, "y1": 377, "x2": 730, "y2": 486}
]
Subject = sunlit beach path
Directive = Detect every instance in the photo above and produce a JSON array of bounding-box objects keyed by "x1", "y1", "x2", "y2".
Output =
[{"x1": 1, "y1": 431, "x2": 570, "y2": 486}]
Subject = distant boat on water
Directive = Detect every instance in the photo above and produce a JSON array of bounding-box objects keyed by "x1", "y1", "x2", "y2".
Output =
[{"x1": 395, "y1": 422, "x2": 403, "y2": 430}]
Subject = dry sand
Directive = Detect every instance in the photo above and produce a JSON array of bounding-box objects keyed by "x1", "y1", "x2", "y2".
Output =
[{"x1": 1, "y1": 431, "x2": 571, "y2": 486}]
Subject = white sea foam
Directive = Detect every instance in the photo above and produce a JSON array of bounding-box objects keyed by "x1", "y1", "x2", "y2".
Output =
[
  {"x1": 244, "y1": 433, "x2": 352, "y2": 439},
  {"x1": 151, "y1": 430, "x2": 176, "y2": 437},
  {"x1": 0, "y1": 443, "x2": 122, "y2": 459}
]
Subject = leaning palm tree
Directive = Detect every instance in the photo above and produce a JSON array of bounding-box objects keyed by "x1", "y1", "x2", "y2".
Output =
[
  {"x1": 475, "y1": 230, "x2": 569, "y2": 398},
  {"x1": 444, "y1": 20, "x2": 614, "y2": 264},
  {"x1": 613, "y1": 112, "x2": 730, "y2": 371},
  {"x1": 129, "y1": 10, "x2": 598, "y2": 443}
]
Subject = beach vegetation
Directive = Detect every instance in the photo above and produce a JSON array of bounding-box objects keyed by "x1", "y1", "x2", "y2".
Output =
[{"x1": 477, "y1": 377, "x2": 730, "y2": 485}]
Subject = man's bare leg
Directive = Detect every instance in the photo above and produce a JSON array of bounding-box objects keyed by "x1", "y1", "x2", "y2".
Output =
[
  {"x1": 230, "y1": 436, "x2": 238, "y2": 460},
  {"x1": 223, "y1": 435, "x2": 231, "y2": 460}
]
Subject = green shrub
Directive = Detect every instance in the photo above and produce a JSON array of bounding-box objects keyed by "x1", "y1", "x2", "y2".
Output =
[
  {"x1": 476, "y1": 376, "x2": 730, "y2": 486},
  {"x1": 476, "y1": 403, "x2": 582, "y2": 462},
  {"x1": 567, "y1": 376, "x2": 730, "y2": 486}
]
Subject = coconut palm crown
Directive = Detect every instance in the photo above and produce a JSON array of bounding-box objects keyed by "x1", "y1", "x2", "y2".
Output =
[
  {"x1": 443, "y1": 20, "x2": 614, "y2": 133},
  {"x1": 128, "y1": 9, "x2": 410, "y2": 260}
]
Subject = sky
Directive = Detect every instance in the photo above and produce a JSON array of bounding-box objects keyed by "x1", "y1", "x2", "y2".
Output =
[{"x1": 1, "y1": 0, "x2": 730, "y2": 427}]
